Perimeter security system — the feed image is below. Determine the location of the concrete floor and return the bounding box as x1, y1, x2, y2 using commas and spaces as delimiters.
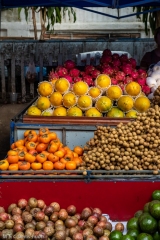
0, 102, 28, 159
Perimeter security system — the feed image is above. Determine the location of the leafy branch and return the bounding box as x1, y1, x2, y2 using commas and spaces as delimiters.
133, 6, 160, 35
18, 7, 76, 40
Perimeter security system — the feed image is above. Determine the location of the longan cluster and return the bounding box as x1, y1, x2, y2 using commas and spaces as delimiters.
81, 105, 160, 173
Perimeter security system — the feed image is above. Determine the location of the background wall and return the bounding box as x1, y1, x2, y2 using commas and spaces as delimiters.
0, 7, 152, 39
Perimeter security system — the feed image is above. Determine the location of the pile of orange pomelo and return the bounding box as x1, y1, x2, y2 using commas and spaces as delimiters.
0, 127, 84, 172
26, 74, 150, 118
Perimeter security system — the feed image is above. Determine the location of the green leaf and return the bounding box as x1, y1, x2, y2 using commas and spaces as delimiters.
24, 7, 29, 22
18, 7, 22, 20
15, 6, 76, 39
47, 7, 54, 19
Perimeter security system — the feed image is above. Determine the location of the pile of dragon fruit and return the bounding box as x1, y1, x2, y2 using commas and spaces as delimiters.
49, 48, 150, 96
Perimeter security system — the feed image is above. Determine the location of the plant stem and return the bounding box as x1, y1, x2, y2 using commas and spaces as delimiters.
32, 7, 37, 40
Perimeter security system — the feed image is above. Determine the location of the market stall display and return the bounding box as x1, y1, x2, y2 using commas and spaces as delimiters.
1, 46, 160, 240
23, 49, 151, 119
0, 103, 159, 175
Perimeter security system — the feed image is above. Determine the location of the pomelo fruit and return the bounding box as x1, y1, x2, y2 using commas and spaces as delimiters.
109, 230, 123, 240
72, 81, 89, 96
149, 203, 160, 219
127, 229, 140, 239
54, 78, 70, 94
153, 231, 160, 240
53, 106, 67, 116
85, 107, 102, 117
117, 95, 134, 112
143, 202, 150, 213
125, 110, 137, 118
106, 107, 124, 118
95, 96, 112, 113
36, 96, 51, 110
134, 210, 143, 218
137, 233, 153, 240
106, 85, 122, 100
95, 74, 111, 90
125, 81, 141, 97
134, 96, 150, 113
88, 87, 102, 99
67, 106, 83, 116
127, 217, 139, 231
63, 92, 77, 108
27, 105, 41, 116
139, 213, 158, 234
77, 95, 92, 110
152, 190, 160, 201
138, 212, 152, 225
38, 81, 53, 97
49, 92, 63, 107
149, 200, 160, 213
121, 234, 135, 240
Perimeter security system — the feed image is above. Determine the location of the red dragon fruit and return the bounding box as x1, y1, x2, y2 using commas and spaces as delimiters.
69, 68, 80, 78
83, 75, 94, 86
64, 60, 75, 70
129, 58, 137, 69
96, 64, 103, 71
118, 82, 125, 92
112, 66, 120, 73
130, 70, 139, 79
48, 71, 59, 81
138, 69, 147, 78
73, 76, 83, 83
112, 53, 120, 60
63, 74, 73, 83
142, 85, 151, 95
120, 54, 128, 62
136, 77, 146, 86
103, 49, 112, 56
121, 64, 132, 75
102, 66, 114, 75
115, 71, 125, 82
91, 69, 101, 79
55, 66, 68, 77
85, 65, 95, 74
112, 59, 121, 67
111, 77, 118, 85
124, 76, 133, 84
80, 71, 87, 77
100, 55, 112, 64
102, 62, 110, 68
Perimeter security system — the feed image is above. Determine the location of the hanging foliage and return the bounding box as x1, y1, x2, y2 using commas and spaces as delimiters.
18, 6, 76, 40
133, 6, 160, 36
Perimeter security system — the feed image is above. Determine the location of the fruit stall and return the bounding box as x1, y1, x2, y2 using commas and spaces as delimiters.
1, 1, 160, 240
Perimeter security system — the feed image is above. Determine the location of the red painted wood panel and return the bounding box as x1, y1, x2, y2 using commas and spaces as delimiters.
0, 181, 160, 221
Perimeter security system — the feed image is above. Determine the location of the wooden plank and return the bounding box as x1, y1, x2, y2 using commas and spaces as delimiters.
11, 53, 16, 93
58, 54, 63, 66
39, 53, 43, 82
0, 53, 6, 102
48, 53, 53, 66
23, 115, 134, 125
21, 54, 26, 102
29, 54, 35, 98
